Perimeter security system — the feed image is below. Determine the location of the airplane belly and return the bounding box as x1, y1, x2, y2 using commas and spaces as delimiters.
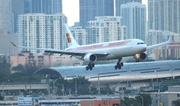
111, 46, 146, 58
129, 46, 146, 54
111, 47, 130, 57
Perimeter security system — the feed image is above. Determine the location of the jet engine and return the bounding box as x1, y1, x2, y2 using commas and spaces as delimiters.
134, 53, 147, 62
83, 53, 97, 62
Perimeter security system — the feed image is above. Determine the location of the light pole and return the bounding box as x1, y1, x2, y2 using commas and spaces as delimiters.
158, 80, 165, 105
75, 81, 77, 95
154, 70, 158, 90
1, 80, 10, 97
89, 85, 92, 95
98, 71, 100, 95
139, 95, 144, 106
170, 69, 173, 81
53, 78, 60, 95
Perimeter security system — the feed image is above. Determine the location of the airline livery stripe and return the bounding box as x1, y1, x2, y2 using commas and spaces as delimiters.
70, 40, 131, 51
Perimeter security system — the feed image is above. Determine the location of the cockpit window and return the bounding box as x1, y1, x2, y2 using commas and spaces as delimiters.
137, 42, 145, 45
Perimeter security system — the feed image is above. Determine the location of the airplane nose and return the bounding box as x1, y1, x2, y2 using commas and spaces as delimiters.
143, 44, 147, 50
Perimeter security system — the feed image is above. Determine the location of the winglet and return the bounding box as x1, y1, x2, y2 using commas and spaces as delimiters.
11, 42, 17, 47
168, 36, 172, 43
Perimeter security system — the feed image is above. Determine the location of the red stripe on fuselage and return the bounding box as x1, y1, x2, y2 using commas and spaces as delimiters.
68, 40, 131, 51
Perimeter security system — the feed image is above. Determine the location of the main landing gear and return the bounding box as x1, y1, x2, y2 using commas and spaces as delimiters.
86, 62, 95, 70
115, 58, 123, 70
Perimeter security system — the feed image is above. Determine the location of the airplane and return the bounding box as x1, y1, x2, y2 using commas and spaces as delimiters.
11, 24, 171, 70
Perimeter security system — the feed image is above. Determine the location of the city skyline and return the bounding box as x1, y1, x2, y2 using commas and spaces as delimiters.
63, 0, 147, 26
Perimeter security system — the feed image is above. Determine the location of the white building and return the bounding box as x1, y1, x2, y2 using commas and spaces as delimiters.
86, 16, 126, 44
148, 0, 180, 34
18, 13, 67, 54
70, 26, 86, 45
121, 2, 146, 41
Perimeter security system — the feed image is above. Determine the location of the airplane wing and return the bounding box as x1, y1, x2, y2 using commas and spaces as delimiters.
146, 37, 171, 50
44, 49, 109, 56
11, 42, 109, 56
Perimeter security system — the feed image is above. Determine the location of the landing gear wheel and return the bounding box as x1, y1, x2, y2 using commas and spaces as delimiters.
115, 58, 123, 70
86, 66, 89, 70
92, 63, 95, 67
121, 62, 123, 66
86, 62, 95, 71
118, 65, 121, 69
115, 65, 118, 69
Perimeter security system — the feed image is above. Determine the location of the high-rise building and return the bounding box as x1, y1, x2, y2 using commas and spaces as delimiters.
121, 2, 146, 41
30, 0, 62, 14
115, 0, 142, 16
148, 0, 180, 34
70, 26, 86, 45
18, 13, 67, 54
79, 0, 96, 29
86, 16, 126, 44
13, 0, 63, 15
79, 0, 114, 28
12, 0, 25, 33
0, 30, 18, 56
95, 0, 114, 16
0, 0, 14, 33
12, 0, 62, 33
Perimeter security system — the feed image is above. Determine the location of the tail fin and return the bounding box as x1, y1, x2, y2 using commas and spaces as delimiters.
64, 24, 80, 48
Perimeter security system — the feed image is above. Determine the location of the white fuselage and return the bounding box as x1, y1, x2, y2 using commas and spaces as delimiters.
67, 39, 147, 61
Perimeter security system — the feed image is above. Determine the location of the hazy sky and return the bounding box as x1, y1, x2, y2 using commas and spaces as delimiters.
63, 0, 147, 26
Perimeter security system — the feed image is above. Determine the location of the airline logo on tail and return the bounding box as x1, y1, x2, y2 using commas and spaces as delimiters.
66, 33, 72, 43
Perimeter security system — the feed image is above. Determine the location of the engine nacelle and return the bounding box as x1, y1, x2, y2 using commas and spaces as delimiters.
83, 53, 97, 62
134, 53, 147, 62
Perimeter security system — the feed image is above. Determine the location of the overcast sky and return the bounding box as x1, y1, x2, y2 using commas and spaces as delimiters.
63, 0, 147, 26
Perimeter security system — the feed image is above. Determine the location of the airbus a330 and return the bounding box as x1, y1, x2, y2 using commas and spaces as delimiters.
12, 24, 171, 70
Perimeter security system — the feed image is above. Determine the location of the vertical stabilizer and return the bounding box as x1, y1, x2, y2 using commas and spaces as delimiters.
64, 24, 80, 48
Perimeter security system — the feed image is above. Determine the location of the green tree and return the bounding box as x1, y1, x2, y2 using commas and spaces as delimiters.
24, 60, 44, 76
0, 56, 11, 81
172, 99, 180, 106
55, 76, 90, 95
55, 77, 69, 95
120, 97, 141, 106
12, 64, 24, 72
136, 94, 152, 106
9, 72, 41, 83
72, 76, 90, 95
100, 83, 113, 95
9, 60, 44, 83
